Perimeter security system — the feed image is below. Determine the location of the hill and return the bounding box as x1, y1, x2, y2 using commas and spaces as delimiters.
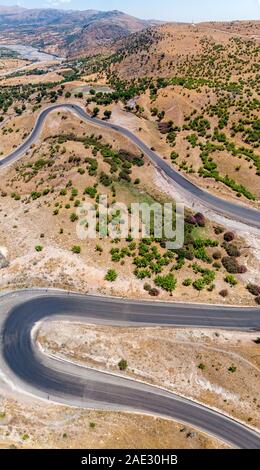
0, 6, 159, 57
85, 21, 259, 205
108, 21, 260, 79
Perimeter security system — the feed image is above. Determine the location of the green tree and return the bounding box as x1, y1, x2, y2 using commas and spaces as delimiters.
93, 107, 100, 117
104, 109, 112, 119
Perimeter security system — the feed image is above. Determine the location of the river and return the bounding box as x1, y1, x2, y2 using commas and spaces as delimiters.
1, 44, 64, 62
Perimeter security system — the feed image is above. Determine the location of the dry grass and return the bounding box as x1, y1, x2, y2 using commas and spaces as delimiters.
0, 397, 227, 449
0, 58, 30, 74
1, 71, 63, 87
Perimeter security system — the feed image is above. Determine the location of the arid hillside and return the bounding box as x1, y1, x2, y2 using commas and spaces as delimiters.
0, 20, 259, 304
0, 6, 159, 58
38, 323, 260, 431
108, 21, 260, 78
92, 22, 259, 205
0, 107, 259, 305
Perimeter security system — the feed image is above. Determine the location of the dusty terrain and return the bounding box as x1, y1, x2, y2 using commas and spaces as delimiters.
109, 104, 260, 207
0, 70, 63, 87
38, 323, 260, 431
0, 57, 30, 75
112, 22, 260, 79
0, 112, 36, 156
0, 396, 227, 449
102, 22, 260, 206
0, 110, 258, 305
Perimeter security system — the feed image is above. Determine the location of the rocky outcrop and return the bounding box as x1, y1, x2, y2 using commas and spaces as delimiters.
0, 252, 9, 269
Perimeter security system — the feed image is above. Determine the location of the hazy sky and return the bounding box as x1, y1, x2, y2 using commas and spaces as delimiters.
1, 0, 260, 22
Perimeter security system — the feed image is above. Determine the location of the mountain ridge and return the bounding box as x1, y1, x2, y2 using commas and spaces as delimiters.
0, 5, 161, 57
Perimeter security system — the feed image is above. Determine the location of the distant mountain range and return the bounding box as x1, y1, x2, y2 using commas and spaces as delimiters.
0, 6, 162, 57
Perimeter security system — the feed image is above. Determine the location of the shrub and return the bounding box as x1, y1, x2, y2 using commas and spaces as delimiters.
183, 279, 192, 287
194, 247, 212, 263
214, 226, 224, 235
247, 284, 260, 297
100, 172, 112, 187
213, 261, 221, 269
71, 246, 81, 254
104, 110, 112, 119
149, 288, 160, 297
224, 232, 235, 242
93, 107, 100, 117
213, 251, 222, 260
194, 213, 206, 227
84, 186, 97, 198
71, 187, 78, 197
105, 269, 117, 282
31, 191, 41, 200
185, 251, 194, 261
144, 283, 152, 292
222, 257, 246, 274
203, 270, 215, 284
193, 239, 219, 249
223, 242, 241, 257
238, 265, 247, 274
171, 151, 179, 160
70, 213, 79, 222
35, 245, 43, 252
219, 289, 229, 298
118, 359, 128, 371
207, 284, 215, 292
135, 269, 151, 280
225, 275, 238, 286
11, 192, 21, 200
193, 279, 205, 291
155, 274, 177, 292
185, 215, 197, 225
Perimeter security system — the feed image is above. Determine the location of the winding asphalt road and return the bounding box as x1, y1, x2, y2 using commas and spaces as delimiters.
0, 105, 260, 448
0, 290, 260, 449
0, 103, 259, 229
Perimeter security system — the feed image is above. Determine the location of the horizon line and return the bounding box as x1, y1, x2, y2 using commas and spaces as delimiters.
0, 5, 259, 23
